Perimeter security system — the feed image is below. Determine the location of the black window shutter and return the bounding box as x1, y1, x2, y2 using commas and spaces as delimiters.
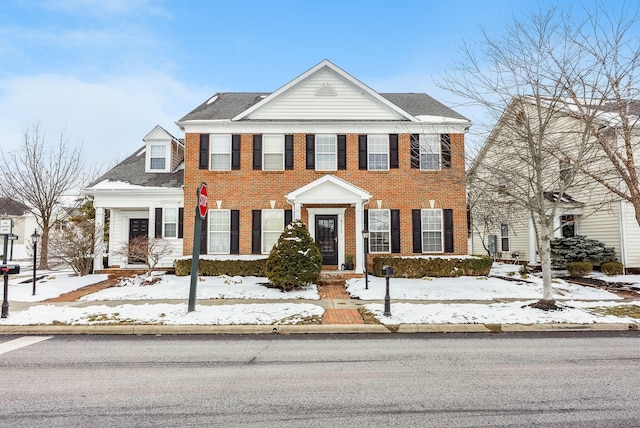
199, 212, 208, 254
253, 135, 262, 170
444, 209, 454, 253
391, 209, 400, 253
284, 209, 292, 226
410, 134, 420, 169
337, 134, 347, 170
232, 135, 241, 170
306, 134, 315, 169
252, 210, 261, 254
230, 210, 240, 254
178, 208, 184, 238
199, 134, 209, 170
441, 134, 451, 169
358, 135, 368, 170
389, 134, 399, 169
412, 209, 422, 253
364, 209, 369, 231
155, 208, 162, 238
285, 135, 294, 170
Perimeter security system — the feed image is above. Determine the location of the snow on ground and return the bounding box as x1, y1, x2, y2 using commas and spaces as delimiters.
0, 262, 638, 326
7, 271, 109, 302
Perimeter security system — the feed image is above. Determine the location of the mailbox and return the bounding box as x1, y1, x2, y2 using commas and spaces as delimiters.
0, 264, 20, 275
382, 265, 394, 277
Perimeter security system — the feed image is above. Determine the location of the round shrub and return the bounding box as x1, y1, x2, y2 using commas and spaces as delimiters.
567, 261, 592, 277
265, 220, 322, 291
601, 261, 624, 276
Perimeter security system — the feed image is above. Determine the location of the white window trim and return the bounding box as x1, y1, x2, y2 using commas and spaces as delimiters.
146, 143, 170, 173
419, 134, 441, 171
421, 208, 444, 253
208, 209, 230, 254
315, 134, 338, 171
209, 134, 232, 171
500, 223, 509, 252
163, 207, 179, 239
368, 134, 389, 171
368, 209, 390, 254
263, 134, 285, 171
261, 209, 284, 254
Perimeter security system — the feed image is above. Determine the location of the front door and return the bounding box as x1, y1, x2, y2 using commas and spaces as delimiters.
128, 218, 149, 264
315, 215, 338, 266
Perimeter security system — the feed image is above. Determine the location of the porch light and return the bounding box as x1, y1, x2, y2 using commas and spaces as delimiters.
362, 229, 369, 290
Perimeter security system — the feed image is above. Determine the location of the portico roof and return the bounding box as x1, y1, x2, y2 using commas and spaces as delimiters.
286, 175, 371, 204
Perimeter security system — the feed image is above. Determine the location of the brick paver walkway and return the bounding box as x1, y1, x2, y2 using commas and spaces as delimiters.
318, 279, 365, 325
45, 276, 119, 302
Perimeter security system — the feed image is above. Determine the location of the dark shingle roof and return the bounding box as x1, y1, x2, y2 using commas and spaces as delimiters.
0, 198, 30, 216
88, 146, 183, 189
179, 92, 468, 122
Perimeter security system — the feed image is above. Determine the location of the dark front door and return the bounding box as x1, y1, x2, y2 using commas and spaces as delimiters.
315, 215, 338, 266
129, 218, 149, 264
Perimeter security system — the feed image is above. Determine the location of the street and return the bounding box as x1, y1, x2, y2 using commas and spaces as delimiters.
1, 332, 639, 427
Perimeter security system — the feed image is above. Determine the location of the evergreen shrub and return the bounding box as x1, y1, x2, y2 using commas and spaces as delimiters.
550, 235, 616, 267
265, 220, 322, 291
174, 258, 266, 277
601, 261, 624, 276
567, 261, 592, 277
371, 255, 492, 278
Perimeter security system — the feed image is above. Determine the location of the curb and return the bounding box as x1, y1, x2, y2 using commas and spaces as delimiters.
0, 323, 636, 335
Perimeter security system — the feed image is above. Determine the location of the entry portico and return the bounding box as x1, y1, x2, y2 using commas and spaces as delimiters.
286, 175, 371, 271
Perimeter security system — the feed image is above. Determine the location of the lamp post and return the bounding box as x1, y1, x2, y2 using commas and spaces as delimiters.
362, 229, 369, 290
31, 229, 40, 296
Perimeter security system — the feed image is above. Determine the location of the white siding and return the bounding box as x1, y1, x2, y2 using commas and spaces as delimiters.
247, 70, 404, 121
624, 203, 640, 268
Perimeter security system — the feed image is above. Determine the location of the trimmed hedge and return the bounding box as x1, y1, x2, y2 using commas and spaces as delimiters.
372, 256, 493, 278
567, 261, 592, 277
174, 258, 266, 277
601, 261, 624, 276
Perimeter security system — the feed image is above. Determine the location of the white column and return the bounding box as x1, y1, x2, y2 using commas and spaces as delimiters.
93, 207, 105, 272
355, 203, 364, 272
293, 202, 302, 221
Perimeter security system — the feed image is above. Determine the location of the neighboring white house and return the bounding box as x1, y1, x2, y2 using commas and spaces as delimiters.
469, 97, 640, 272
83, 125, 185, 271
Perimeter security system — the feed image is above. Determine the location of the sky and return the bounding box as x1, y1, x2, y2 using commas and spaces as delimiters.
0, 0, 635, 175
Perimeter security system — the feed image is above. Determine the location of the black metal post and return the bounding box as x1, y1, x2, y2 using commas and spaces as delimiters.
362, 230, 369, 290
1, 269, 8, 318
32, 238, 37, 296
384, 275, 391, 317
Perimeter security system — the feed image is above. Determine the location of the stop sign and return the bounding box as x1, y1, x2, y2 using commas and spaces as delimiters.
197, 183, 208, 219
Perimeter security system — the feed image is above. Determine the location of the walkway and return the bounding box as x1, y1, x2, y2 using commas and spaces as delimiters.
317, 273, 365, 325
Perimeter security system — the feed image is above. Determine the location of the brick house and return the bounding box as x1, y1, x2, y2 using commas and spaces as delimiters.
178, 60, 470, 272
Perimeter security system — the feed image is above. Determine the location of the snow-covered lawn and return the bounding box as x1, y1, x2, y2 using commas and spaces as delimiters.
1, 262, 638, 326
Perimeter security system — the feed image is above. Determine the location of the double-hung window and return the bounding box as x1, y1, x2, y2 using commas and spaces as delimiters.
208, 210, 230, 253
421, 209, 443, 252
561, 215, 576, 238
316, 134, 337, 170
500, 223, 510, 252
149, 145, 167, 170
262, 210, 284, 254
369, 209, 390, 253
163, 208, 178, 238
420, 134, 440, 170
263, 134, 284, 171
210, 135, 232, 170
368, 135, 389, 170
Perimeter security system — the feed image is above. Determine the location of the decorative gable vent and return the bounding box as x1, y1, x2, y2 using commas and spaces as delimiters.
315, 84, 337, 96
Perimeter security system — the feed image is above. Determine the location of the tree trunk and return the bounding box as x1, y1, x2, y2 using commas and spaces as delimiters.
39, 226, 50, 270
531, 227, 558, 310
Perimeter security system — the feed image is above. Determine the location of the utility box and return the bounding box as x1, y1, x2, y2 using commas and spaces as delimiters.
488, 235, 497, 259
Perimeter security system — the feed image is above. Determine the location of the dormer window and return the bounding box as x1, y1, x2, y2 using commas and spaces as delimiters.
150, 145, 167, 170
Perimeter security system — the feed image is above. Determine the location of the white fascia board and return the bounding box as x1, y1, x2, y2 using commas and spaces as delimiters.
179, 120, 469, 135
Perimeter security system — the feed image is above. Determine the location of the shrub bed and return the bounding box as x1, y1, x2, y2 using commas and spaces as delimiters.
567, 261, 592, 277
371, 256, 493, 278
601, 261, 624, 276
174, 258, 266, 277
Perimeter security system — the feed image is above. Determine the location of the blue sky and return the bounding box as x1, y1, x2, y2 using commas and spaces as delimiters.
0, 0, 632, 170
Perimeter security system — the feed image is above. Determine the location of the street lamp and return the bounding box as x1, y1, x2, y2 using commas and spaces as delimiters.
362, 229, 369, 290
31, 229, 40, 296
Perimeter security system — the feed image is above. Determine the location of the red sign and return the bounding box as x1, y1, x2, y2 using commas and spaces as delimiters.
197, 183, 208, 219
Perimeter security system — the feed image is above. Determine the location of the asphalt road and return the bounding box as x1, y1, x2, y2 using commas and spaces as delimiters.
1, 332, 639, 427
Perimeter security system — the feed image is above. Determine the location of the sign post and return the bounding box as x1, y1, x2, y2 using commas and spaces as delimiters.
0, 219, 11, 265
188, 182, 208, 312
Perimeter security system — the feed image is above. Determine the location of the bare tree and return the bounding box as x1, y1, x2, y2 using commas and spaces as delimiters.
0, 125, 83, 269
114, 236, 173, 276
439, 5, 627, 308
48, 219, 95, 276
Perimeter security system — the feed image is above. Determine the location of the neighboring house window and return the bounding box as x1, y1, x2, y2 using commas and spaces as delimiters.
262, 209, 284, 254
149, 145, 167, 170
421, 209, 443, 252
210, 135, 232, 170
163, 208, 178, 238
559, 159, 572, 184
501, 223, 510, 252
497, 176, 507, 194
561, 214, 576, 237
316, 134, 337, 171
368, 134, 389, 170
420, 134, 440, 170
369, 209, 390, 253
263, 134, 284, 171
208, 210, 230, 253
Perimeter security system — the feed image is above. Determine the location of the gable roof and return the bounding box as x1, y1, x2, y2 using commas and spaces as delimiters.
0, 197, 30, 216
178, 60, 468, 124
